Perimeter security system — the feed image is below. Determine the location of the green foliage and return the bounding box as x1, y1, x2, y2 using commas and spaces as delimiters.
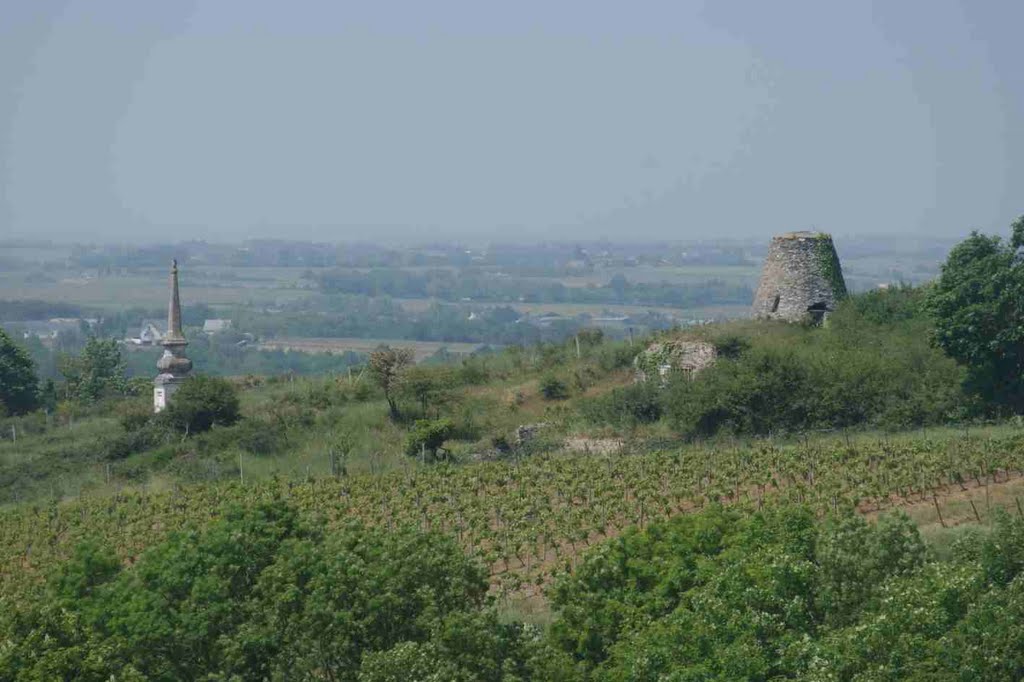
0, 501, 559, 682
160, 375, 241, 435
667, 346, 815, 436
369, 345, 414, 420
979, 510, 1024, 586
59, 337, 128, 403
233, 417, 287, 455
117, 400, 153, 433
579, 383, 662, 426
814, 233, 848, 299
841, 282, 925, 325
406, 417, 455, 461
711, 332, 750, 360
549, 505, 1024, 680
0, 326, 39, 416
656, 287, 967, 437
927, 218, 1024, 412
401, 365, 458, 417
540, 374, 570, 401
814, 512, 926, 626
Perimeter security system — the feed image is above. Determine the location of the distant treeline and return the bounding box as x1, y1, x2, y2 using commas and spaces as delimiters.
316, 268, 752, 308
0, 299, 84, 321
67, 239, 755, 271
237, 298, 592, 347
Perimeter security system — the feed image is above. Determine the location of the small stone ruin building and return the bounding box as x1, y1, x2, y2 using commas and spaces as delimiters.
634, 339, 717, 384
752, 231, 847, 323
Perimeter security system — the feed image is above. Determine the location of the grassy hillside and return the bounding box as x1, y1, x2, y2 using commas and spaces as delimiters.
5, 285, 1024, 679
2, 287, 1020, 604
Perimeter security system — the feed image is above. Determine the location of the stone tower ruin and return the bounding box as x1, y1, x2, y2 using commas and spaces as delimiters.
752, 231, 847, 323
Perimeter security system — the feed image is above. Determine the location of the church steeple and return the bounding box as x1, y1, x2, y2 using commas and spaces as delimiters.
165, 259, 186, 344
154, 259, 192, 412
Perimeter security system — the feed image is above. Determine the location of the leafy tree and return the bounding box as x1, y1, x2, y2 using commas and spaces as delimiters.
161, 375, 241, 435
38, 378, 58, 413
927, 216, 1024, 412
549, 506, 933, 678
400, 365, 457, 417
59, 337, 127, 402
0, 499, 520, 680
369, 345, 414, 420
406, 417, 455, 462
0, 326, 39, 415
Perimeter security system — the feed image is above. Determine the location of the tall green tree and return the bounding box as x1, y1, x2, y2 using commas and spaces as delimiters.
0, 326, 39, 416
926, 216, 1024, 411
60, 337, 128, 402
369, 345, 414, 420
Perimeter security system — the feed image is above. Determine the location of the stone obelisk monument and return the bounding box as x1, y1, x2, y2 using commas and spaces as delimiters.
154, 259, 193, 412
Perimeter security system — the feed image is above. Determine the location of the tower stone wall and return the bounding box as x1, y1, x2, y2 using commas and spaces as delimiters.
752, 231, 847, 323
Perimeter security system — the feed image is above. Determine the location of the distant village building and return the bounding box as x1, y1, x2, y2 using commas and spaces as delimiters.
153, 260, 193, 413
752, 231, 847, 324
532, 312, 565, 328
134, 320, 165, 346
202, 318, 232, 334
14, 318, 92, 342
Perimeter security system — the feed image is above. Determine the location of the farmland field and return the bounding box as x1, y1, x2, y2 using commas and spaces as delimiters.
257, 336, 490, 360
0, 271, 311, 310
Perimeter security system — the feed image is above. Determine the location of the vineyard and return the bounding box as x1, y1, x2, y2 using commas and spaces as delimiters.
4, 427, 1024, 606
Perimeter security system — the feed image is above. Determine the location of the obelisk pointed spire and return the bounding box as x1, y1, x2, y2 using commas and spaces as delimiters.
165, 259, 186, 344
154, 259, 191, 413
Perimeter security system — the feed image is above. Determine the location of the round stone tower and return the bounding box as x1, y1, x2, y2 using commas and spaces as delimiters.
752, 231, 847, 323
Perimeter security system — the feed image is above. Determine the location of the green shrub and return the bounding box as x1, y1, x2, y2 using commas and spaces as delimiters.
652, 287, 970, 438
540, 375, 570, 401
160, 376, 241, 436
579, 383, 663, 426
666, 347, 815, 437
406, 418, 455, 462
234, 418, 286, 456
118, 401, 153, 433
239, 421, 283, 456
99, 420, 171, 461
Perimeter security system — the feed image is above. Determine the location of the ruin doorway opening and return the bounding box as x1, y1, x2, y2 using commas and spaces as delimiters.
807, 301, 828, 324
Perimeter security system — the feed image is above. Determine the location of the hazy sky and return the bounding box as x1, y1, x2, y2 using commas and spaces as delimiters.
1, 1, 1021, 244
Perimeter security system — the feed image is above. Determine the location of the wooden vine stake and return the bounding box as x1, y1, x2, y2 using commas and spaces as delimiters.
969, 498, 982, 524
932, 494, 946, 529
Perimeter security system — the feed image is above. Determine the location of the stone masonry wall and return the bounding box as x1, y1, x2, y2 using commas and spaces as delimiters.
751, 231, 847, 322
